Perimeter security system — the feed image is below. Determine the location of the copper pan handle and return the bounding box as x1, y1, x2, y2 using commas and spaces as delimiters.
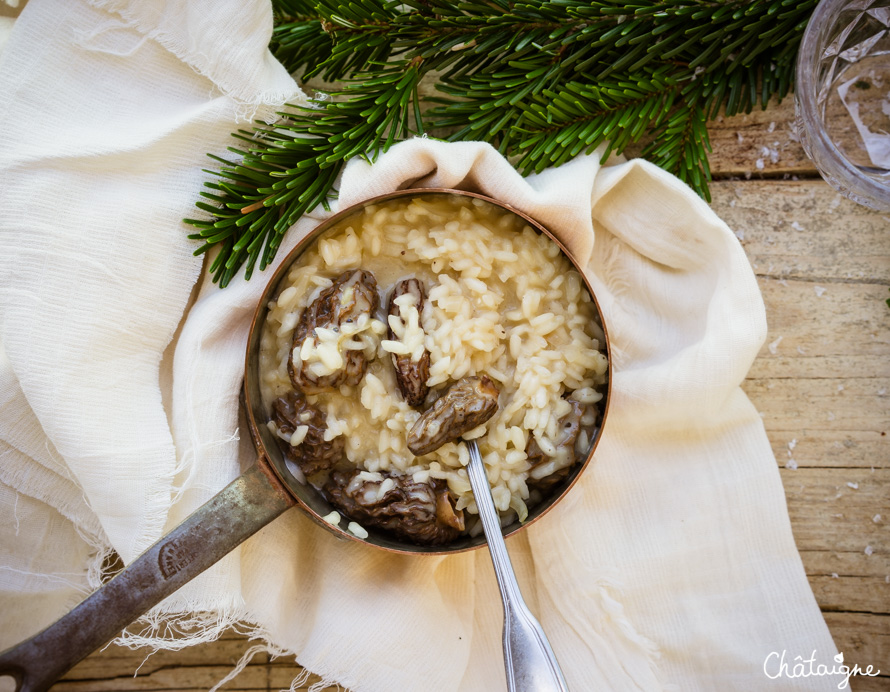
0, 461, 295, 692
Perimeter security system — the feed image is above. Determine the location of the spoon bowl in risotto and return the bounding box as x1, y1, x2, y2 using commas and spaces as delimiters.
245, 189, 611, 554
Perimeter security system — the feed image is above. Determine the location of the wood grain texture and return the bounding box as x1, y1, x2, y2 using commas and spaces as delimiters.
55, 98, 890, 690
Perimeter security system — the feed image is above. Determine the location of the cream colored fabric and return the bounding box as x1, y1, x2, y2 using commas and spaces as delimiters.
0, 1, 841, 690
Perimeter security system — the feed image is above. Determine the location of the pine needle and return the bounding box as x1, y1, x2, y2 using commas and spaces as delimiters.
185, 0, 818, 286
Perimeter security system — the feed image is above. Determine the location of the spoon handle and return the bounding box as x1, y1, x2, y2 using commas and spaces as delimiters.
465, 441, 570, 692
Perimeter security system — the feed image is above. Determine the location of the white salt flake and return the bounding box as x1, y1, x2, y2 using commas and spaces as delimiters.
755, 158, 765, 170
785, 458, 798, 470
837, 384, 845, 392
873, 514, 882, 523
737, 132, 744, 143
815, 286, 827, 297
797, 346, 807, 355
791, 221, 805, 231
788, 438, 798, 452
768, 121, 777, 133
831, 572, 839, 579
729, 199, 737, 208
847, 481, 859, 489
768, 336, 783, 354
878, 387, 887, 396
827, 411, 836, 421
865, 545, 874, 556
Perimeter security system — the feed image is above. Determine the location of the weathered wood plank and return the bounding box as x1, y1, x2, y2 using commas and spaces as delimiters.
779, 467, 888, 552
767, 430, 889, 471
54, 630, 336, 691
710, 181, 890, 283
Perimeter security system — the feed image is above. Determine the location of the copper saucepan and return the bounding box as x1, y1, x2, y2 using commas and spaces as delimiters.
0, 189, 612, 691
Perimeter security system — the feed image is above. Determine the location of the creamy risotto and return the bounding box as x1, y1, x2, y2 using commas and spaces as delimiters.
258, 194, 608, 544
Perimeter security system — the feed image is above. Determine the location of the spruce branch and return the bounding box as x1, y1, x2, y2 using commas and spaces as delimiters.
187, 0, 818, 287
186, 60, 424, 286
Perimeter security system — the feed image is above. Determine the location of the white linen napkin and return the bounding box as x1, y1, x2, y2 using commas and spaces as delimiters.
0, 1, 842, 690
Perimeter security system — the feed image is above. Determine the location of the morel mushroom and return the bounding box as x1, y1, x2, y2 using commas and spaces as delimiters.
323, 469, 465, 546
526, 399, 583, 494
271, 390, 344, 477
288, 269, 380, 392
386, 278, 430, 406
407, 375, 500, 456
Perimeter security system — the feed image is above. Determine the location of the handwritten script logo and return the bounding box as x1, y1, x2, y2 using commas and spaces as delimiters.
763, 650, 880, 689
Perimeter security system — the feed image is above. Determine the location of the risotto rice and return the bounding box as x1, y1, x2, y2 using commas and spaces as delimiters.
258, 194, 608, 539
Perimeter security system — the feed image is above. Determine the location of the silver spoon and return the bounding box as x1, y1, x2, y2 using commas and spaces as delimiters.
464, 440, 570, 692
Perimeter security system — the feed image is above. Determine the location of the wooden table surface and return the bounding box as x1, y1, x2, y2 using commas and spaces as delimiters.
55, 97, 889, 690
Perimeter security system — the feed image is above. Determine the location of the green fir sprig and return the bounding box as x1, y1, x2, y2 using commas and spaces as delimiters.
186, 0, 817, 287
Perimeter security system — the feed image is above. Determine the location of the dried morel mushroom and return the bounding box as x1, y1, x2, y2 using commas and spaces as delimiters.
386, 278, 430, 407
407, 375, 500, 456
288, 269, 379, 392
323, 469, 465, 546
271, 390, 344, 477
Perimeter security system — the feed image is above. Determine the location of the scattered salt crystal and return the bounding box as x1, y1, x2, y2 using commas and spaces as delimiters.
865, 545, 874, 556
828, 411, 836, 421
791, 221, 805, 231
768, 336, 783, 354
797, 346, 807, 355
847, 481, 859, 489
886, 575, 890, 583
837, 384, 845, 392
831, 573, 839, 579
755, 158, 765, 170
730, 199, 737, 208
792, 175, 799, 181
830, 194, 842, 210
788, 438, 798, 452
745, 171, 752, 179
785, 459, 798, 470
815, 286, 826, 297
878, 387, 887, 396
873, 514, 882, 523
737, 132, 744, 143
768, 121, 776, 133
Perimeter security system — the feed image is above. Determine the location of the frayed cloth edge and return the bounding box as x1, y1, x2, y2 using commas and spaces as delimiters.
84, 0, 306, 123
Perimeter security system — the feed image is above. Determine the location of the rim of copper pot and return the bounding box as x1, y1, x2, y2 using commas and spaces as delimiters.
243, 188, 612, 556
